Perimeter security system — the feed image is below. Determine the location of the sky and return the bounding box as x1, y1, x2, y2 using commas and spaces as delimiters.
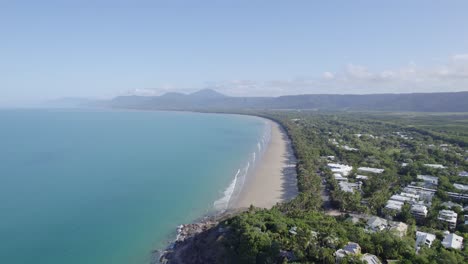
1, 0, 468, 105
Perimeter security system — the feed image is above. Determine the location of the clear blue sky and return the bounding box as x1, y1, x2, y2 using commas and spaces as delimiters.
1, 1, 468, 105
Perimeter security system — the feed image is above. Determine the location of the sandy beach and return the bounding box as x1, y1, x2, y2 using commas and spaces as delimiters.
234, 119, 298, 209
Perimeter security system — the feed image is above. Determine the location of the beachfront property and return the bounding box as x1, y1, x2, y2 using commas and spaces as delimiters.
423, 164, 446, 169
453, 183, 468, 192
416, 175, 438, 186
328, 163, 353, 177
438, 210, 458, 229
441, 232, 464, 250
357, 167, 384, 174
415, 231, 436, 251
411, 204, 428, 219
338, 181, 361, 193
335, 242, 361, 262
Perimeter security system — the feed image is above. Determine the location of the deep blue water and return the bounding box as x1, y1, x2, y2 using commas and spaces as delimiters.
0, 109, 267, 264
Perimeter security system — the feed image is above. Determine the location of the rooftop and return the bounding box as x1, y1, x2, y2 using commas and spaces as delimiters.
357, 167, 384, 174
442, 233, 463, 250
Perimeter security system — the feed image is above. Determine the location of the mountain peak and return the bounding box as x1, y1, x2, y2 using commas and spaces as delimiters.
189, 89, 226, 99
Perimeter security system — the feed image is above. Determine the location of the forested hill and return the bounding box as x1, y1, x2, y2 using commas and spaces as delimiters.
107, 90, 468, 112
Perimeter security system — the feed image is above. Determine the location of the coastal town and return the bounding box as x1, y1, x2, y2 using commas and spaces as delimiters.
160, 111, 468, 264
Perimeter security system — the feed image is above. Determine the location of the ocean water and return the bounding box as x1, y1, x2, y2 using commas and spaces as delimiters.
0, 109, 268, 264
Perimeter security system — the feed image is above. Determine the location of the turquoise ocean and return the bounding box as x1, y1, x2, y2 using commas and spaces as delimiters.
0, 109, 269, 264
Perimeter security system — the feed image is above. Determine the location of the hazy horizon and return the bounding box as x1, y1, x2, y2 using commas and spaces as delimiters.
1, 1, 468, 106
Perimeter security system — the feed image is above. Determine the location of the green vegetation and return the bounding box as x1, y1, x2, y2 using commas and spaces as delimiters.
218, 111, 468, 263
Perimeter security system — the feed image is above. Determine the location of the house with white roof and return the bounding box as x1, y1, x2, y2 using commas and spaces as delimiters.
442, 232, 463, 250
335, 242, 361, 262
454, 183, 468, 192
417, 175, 439, 186
366, 216, 388, 232
415, 231, 436, 252
411, 204, 428, 219
385, 200, 404, 212
356, 175, 369, 180
358, 167, 384, 174
339, 181, 361, 193
424, 164, 446, 169
438, 210, 458, 229
328, 163, 353, 177
459, 171, 468, 177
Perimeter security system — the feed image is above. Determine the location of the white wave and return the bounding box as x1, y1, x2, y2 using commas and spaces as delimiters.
213, 169, 240, 211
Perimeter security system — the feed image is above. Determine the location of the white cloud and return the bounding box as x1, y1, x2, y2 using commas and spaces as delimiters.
452, 54, 468, 61
208, 54, 468, 96
322, 72, 334, 80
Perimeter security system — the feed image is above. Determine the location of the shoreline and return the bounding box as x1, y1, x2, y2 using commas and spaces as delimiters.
233, 119, 298, 209
157, 115, 298, 263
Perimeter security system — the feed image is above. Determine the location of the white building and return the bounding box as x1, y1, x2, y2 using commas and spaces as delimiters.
442, 232, 463, 250
385, 200, 404, 212
358, 167, 384, 174
417, 175, 439, 185
459, 171, 468, 177
367, 216, 388, 232
328, 163, 353, 177
339, 181, 361, 193
454, 183, 468, 191
343, 145, 359, 151
415, 231, 436, 251
438, 210, 458, 229
356, 175, 369, 180
335, 242, 361, 261
424, 164, 446, 169
411, 204, 428, 218
333, 173, 348, 182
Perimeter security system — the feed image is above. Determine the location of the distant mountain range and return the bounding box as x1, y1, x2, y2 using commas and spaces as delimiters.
105, 89, 468, 112
49, 89, 468, 112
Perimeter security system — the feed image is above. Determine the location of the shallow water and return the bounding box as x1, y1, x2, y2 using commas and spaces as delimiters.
0, 109, 266, 264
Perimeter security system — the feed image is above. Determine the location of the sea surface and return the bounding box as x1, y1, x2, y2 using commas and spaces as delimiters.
0, 109, 268, 264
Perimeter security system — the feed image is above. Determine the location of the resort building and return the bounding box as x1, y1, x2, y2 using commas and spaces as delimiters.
333, 173, 348, 182
366, 216, 388, 232
442, 232, 464, 250
385, 200, 404, 212
357, 167, 384, 174
438, 210, 458, 229
335, 242, 361, 262
416, 175, 439, 186
338, 181, 361, 193
328, 163, 353, 177
415, 231, 436, 251
403, 185, 435, 203
411, 204, 428, 219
